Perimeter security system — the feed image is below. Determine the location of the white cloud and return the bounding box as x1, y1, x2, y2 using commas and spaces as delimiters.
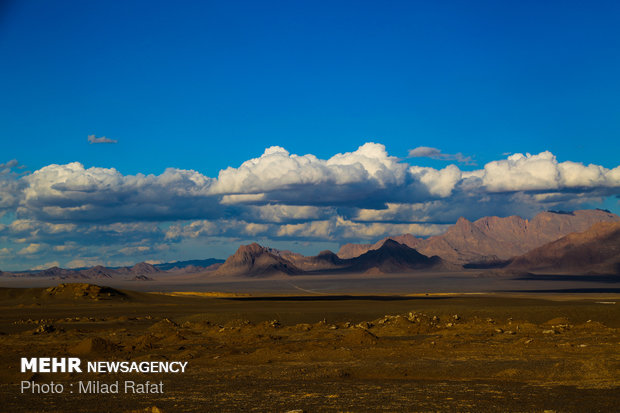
164, 216, 450, 243
276, 220, 335, 239
409, 165, 462, 197
334, 217, 450, 240
245, 204, 327, 223
481, 151, 620, 192
164, 219, 270, 240
66, 258, 103, 269
118, 246, 151, 255
18, 243, 44, 255
0, 144, 618, 270
210, 142, 408, 195
8, 146, 618, 228
0, 159, 25, 212
88, 134, 118, 144
31, 261, 60, 270
408, 146, 474, 165
19, 162, 216, 222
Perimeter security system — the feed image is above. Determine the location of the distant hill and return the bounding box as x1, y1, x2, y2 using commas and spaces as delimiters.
0, 258, 225, 281
154, 258, 225, 271
507, 221, 620, 275
213, 243, 303, 277
343, 239, 443, 274
338, 209, 619, 265
213, 240, 443, 277
4, 209, 617, 281
3, 262, 162, 281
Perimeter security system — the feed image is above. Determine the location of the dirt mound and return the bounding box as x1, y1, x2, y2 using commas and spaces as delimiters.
340, 328, 378, 346
43, 283, 127, 300
70, 337, 119, 355
126, 334, 161, 351
148, 318, 179, 334
160, 331, 186, 345
544, 317, 570, 325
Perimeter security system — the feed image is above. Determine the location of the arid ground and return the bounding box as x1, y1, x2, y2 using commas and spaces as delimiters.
0, 283, 618, 412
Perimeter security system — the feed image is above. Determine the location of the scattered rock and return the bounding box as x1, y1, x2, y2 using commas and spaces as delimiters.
33, 324, 55, 334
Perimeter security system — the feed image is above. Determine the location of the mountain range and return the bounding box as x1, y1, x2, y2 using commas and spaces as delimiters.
337, 209, 619, 265
507, 220, 620, 275
1, 209, 618, 280
0, 259, 225, 281
212, 239, 445, 277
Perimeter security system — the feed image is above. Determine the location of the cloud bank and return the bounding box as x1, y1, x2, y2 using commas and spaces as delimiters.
0, 144, 618, 269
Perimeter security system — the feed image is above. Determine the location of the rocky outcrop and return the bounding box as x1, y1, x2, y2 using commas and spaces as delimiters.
337, 209, 619, 264
213, 240, 442, 277
344, 240, 443, 274
507, 221, 620, 274
213, 243, 303, 277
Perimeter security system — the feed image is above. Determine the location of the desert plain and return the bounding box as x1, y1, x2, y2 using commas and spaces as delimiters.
0, 273, 618, 413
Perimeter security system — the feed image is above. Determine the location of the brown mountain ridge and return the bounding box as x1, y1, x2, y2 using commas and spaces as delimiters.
213, 240, 444, 277
338, 209, 619, 265
507, 221, 620, 275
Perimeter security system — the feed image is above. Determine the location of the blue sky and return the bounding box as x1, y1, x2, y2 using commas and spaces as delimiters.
0, 0, 619, 270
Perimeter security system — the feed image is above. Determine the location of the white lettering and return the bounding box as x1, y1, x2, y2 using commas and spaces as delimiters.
21, 358, 37, 373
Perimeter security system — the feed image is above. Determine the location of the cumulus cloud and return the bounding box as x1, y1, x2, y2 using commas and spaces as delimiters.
66, 258, 103, 269
0, 159, 19, 168
210, 143, 410, 207
408, 146, 475, 165
118, 245, 151, 255
164, 219, 270, 240
88, 134, 117, 144
242, 205, 328, 223
164, 216, 450, 242
19, 162, 217, 222
0, 159, 26, 213
31, 261, 60, 270
18, 243, 44, 255
481, 151, 620, 192
9, 145, 618, 227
